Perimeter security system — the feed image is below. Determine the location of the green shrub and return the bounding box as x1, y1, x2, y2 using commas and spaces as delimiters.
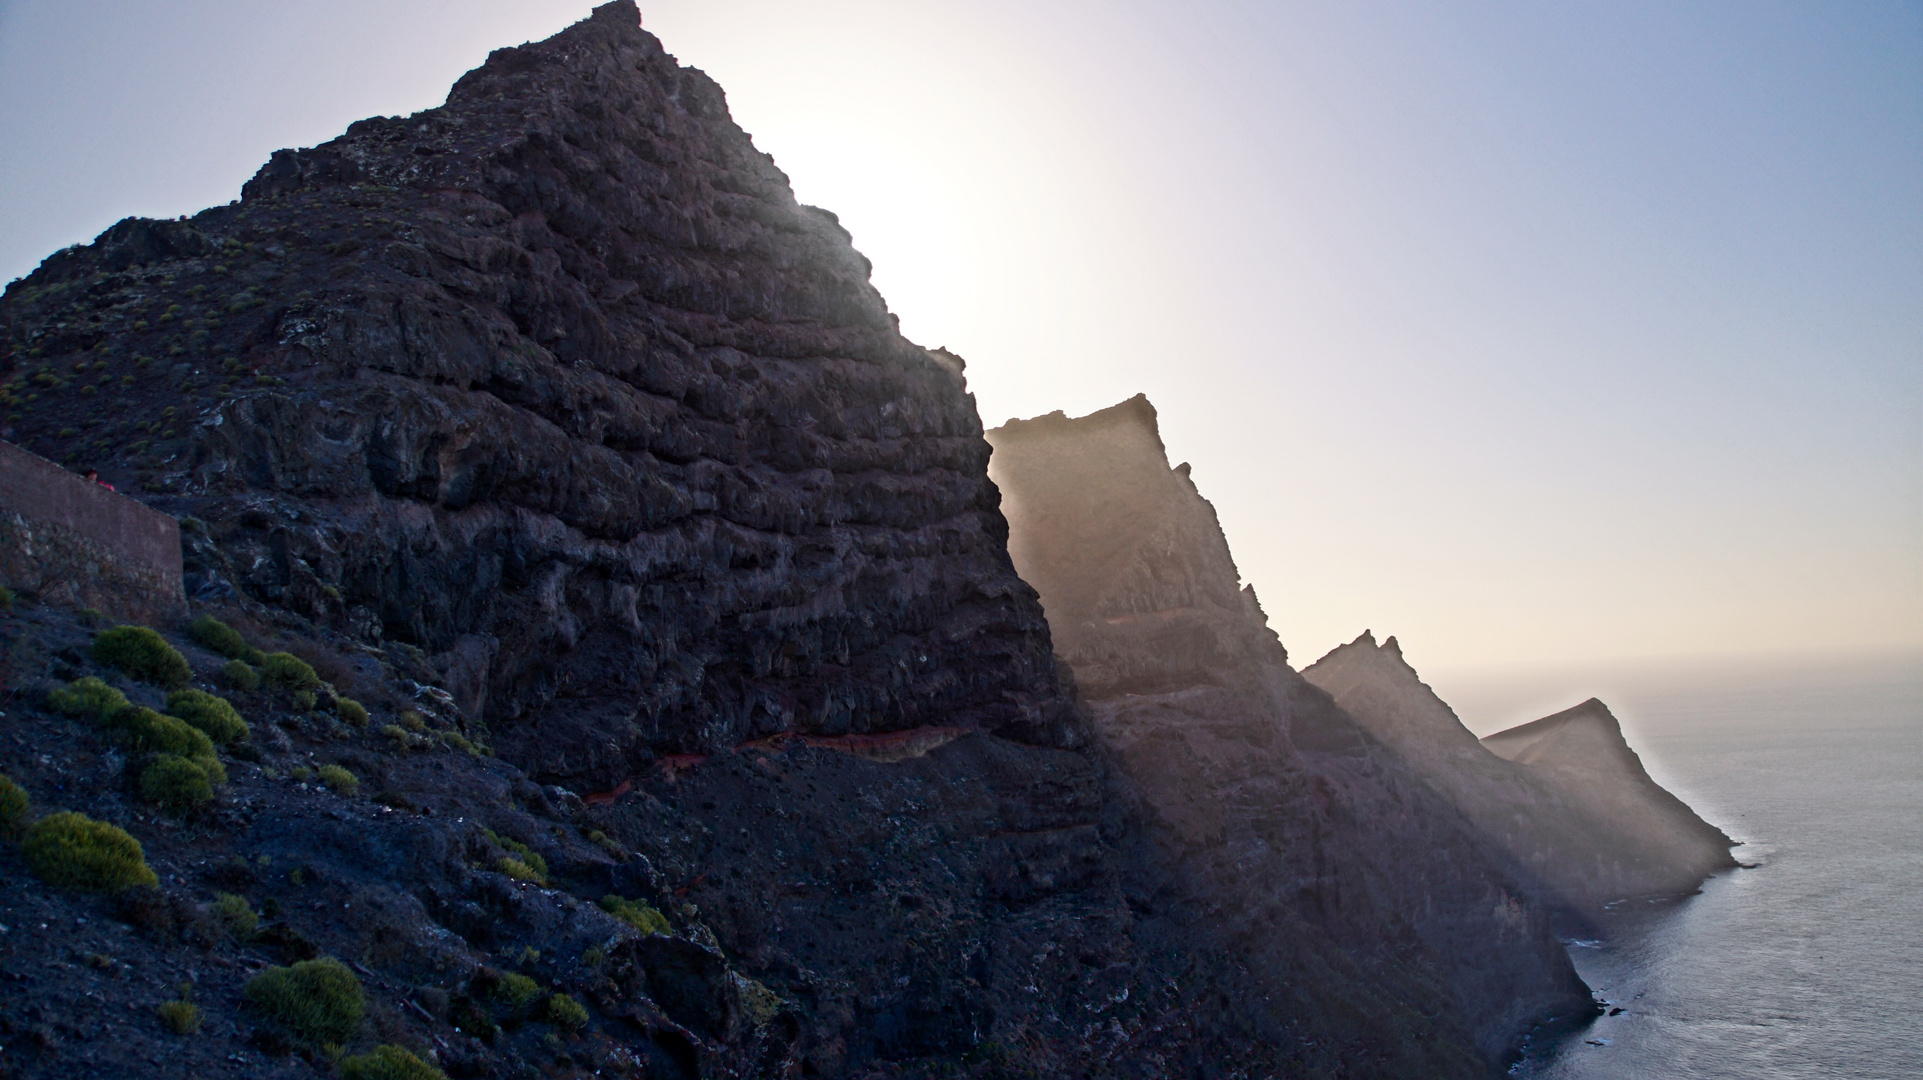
399, 710, 426, 732
166, 688, 249, 745
599, 894, 671, 935
339, 1044, 446, 1080
498, 857, 543, 883
22, 811, 158, 890
187, 615, 249, 659
47, 676, 129, 721
0, 584, 14, 610
545, 992, 589, 1031
220, 658, 260, 691
92, 625, 192, 687
241, 957, 364, 1044
484, 830, 548, 882
140, 754, 216, 811
317, 764, 359, 797
492, 971, 541, 1008
214, 892, 258, 939
337, 698, 369, 728
0, 772, 28, 839
110, 707, 219, 767
259, 651, 320, 690
157, 998, 201, 1035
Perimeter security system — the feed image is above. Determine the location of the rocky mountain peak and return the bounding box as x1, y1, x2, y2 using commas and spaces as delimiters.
0, 0, 1077, 786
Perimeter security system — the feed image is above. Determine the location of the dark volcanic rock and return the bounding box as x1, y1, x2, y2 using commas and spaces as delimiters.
987, 398, 1596, 1072
1304, 633, 1738, 916
0, 0, 1074, 787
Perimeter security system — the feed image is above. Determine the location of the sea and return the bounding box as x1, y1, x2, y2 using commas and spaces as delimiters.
1434, 651, 1923, 1080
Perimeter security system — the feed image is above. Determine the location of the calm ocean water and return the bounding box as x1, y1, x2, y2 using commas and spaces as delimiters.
1445, 655, 1923, 1080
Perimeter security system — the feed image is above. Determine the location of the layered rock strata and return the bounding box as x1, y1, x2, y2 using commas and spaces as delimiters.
987, 398, 1595, 1072
0, 0, 1075, 788
1304, 633, 1737, 915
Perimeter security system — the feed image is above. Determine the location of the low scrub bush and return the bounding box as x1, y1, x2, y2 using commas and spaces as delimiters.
92, 625, 191, 687
187, 615, 249, 659
157, 997, 201, 1035
166, 688, 249, 745
588, 829, 627, 860
485, 830, 547, 876
214, 892, 258, 939
337, 698, 369, 727
316, 764, 359, 797
110, 707, 220, 770
241, 957, 364, 1044
599, 895, 671, 936
492, 971, 542, 1008
339, 1044, 447, 1080
140, 754, 216, 812
47, 676, 129, 721
220, 659, 260, 691
0, 772, 29, 839
259, 651, 320, 691
498, 857, 543, 883
545, 993, 589, 1031
23, 811, 158, 890
0, 584, 13, 609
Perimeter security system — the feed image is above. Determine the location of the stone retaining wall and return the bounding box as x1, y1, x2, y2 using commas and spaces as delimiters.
0, 441, 184, 623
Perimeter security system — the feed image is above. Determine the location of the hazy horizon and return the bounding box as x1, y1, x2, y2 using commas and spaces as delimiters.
2, 0, 1916, 675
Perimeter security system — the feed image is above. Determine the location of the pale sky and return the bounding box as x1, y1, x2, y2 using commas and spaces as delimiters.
3, 0, 1918, 677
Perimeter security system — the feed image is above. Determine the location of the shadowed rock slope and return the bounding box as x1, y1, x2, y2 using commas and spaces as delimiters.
0, 0, 1075, 789
988, 397, 1595, 1075
1304, 634, 1736, 918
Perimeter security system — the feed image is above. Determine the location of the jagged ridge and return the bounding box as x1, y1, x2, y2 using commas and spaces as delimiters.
0, 0, 1076, 789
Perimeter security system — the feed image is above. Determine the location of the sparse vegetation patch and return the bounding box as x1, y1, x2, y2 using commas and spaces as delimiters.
259, 651, 321, 690
339, 1044, 447, 1080
140, 753, 216, 811
167, 687, 249, 744
47, 676, 129, 721
241, 957, 365, 1044
23, 811, 158, 891
92, 625, 192, 687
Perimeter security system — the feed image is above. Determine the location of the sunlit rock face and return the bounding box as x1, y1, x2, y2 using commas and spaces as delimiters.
989, 398, 1594, 1074
1304, 633, 1738, 916
987, 394, 1284, 695
1484, 696, 1740, 878
0, 0, 1078, 786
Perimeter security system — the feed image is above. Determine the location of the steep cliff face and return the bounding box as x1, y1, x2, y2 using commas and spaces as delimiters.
0, 0, 1074, 787
1483, 697, 1738, 873
988, 396, 1283, 695
987, 399, 1594, 1073
1304, 632, 1737, 914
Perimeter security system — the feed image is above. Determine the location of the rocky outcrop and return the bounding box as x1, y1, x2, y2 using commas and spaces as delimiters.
1484, 697, 1739, 880
988, 398, 1595, 1073
1304, 632, 1737, 915
0, 0, 1075, 788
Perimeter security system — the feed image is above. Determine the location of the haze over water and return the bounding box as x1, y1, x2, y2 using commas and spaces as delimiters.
1444, 655, 1923, 1079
